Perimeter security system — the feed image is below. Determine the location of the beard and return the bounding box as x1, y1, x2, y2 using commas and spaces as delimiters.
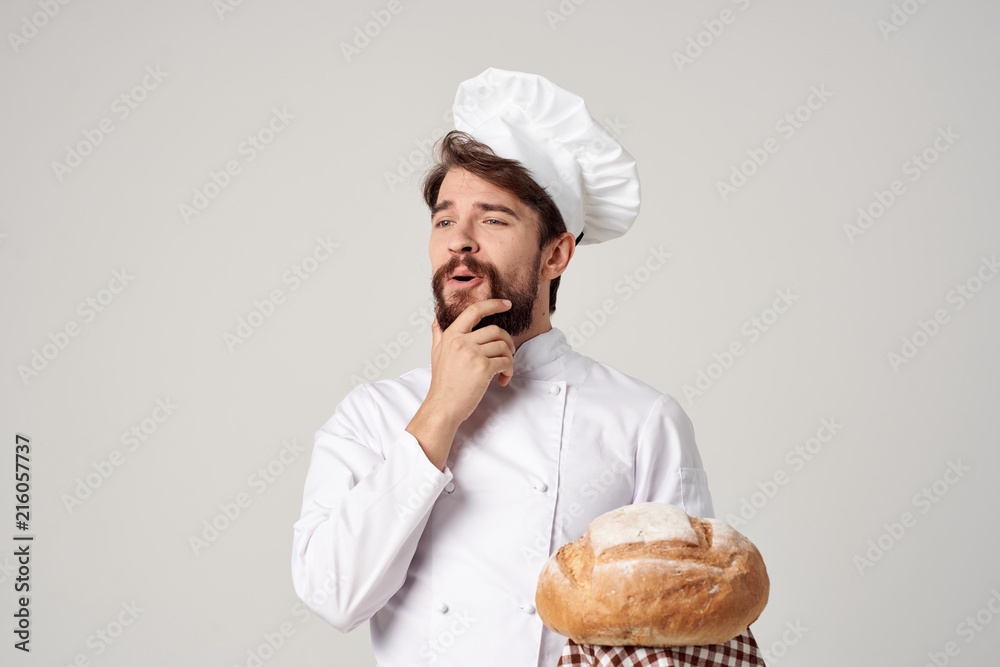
432, 252, 541, 338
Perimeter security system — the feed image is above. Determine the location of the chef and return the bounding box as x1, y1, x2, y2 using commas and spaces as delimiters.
291, 68, 715, 667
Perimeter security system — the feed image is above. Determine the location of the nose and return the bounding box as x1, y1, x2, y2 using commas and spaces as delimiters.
447, 220, 479, 254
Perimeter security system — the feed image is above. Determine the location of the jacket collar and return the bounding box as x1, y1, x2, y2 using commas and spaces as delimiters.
512, 327, 572, 377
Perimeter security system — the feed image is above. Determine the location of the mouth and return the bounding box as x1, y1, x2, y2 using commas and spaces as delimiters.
448, 276, 484, 289
448, 268, 484, 288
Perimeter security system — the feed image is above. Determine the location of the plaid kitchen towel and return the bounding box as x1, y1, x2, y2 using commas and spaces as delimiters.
557, 628, 765, 667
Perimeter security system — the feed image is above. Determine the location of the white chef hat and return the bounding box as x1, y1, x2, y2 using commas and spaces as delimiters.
452, 67, 640, 246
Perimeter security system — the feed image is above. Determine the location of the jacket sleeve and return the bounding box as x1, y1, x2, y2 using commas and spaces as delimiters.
290, 384, 452, 632
632, 393, 715, 519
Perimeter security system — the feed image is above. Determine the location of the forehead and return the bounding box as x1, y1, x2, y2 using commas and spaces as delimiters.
437, 168, 532, 215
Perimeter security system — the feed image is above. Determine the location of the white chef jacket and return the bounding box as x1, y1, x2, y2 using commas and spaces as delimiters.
291, 327, 714, 667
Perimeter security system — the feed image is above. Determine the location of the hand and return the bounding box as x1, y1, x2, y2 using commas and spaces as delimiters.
406, 299, 515, 470
427, 299, 516, 425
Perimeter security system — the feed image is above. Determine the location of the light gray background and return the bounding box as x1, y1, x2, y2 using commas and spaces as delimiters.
2, 0, 998, 665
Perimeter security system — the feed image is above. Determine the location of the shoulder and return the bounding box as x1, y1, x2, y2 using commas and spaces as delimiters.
567, 348, 678, 420
361, 364, 431, 404
319, 365, 431, 431
571, 348, 664, 403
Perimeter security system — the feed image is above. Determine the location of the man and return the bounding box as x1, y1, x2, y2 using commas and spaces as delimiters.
292, 68, 714, 667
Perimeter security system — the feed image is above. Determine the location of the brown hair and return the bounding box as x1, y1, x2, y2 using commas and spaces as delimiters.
423, 130, 569, 314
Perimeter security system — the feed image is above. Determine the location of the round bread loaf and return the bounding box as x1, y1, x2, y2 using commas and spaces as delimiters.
535, 503, 768, 647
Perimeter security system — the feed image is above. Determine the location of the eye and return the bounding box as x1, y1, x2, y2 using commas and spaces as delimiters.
434, 219, 454, 228
484, 218, 507, 225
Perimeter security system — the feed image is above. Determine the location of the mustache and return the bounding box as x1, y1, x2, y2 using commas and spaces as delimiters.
433, 254, 500, 287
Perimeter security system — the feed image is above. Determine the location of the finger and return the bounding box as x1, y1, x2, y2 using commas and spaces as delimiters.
486, 357, 514, 383
451, 298, 512, 334
477, 339, 515, 362
481, 343, 514, 387
466, 324, 517, 355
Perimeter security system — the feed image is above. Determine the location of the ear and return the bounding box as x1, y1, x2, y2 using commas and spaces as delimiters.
540, 232, 576, 280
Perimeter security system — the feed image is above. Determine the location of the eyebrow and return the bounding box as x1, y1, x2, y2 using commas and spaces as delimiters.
431, 200, 521, 220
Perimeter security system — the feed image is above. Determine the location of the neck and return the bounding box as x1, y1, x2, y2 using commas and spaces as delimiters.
513, 315, 552, 351
513, 287, 553, 350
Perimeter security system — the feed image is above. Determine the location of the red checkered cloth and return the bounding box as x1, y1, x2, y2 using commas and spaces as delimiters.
557, 628, 765, 667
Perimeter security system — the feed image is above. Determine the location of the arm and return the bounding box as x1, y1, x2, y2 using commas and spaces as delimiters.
291, 299, 517, 631
291, 384, 452, 632
632, 394, 715, 518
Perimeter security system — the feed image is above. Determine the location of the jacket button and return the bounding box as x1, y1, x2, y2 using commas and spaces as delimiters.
534, 481, 548, 493
519, 604, 536, 615
444, 482, 455, 494
548, 385, 561, 396
435, 603, 449, 614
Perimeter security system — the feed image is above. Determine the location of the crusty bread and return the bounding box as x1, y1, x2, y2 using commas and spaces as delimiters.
535, 503, 768, 647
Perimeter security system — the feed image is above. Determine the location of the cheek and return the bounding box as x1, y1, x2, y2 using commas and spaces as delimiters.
428, 240, 448, 269
504, 253, 542, 286
499, 238, 533, 264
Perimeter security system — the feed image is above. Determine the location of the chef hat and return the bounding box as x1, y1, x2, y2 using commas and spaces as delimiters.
452, 68, 640, 246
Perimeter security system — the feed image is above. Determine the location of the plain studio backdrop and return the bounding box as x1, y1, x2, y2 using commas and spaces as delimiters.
1, 0, 998, 665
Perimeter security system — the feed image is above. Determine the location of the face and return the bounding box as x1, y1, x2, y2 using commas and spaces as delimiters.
429, 168, 543, 337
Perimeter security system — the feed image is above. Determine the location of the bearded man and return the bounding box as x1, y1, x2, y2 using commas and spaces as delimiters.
292, 68, 714, 667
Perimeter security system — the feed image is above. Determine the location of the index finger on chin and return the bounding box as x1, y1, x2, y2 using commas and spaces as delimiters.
452, 298, 512, 334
